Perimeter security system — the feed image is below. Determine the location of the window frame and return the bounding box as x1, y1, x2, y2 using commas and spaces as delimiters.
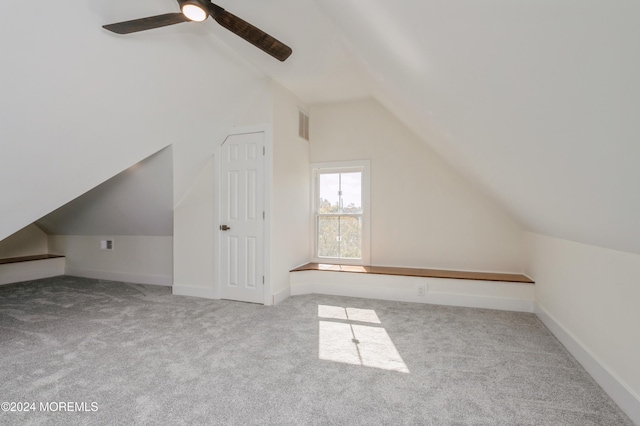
310, 160, 371, 265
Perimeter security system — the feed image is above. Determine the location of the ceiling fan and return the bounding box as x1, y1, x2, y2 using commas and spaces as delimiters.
103, 0, 292, 62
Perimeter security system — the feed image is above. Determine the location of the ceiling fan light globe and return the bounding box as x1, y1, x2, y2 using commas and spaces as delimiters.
182, 4, 208, 22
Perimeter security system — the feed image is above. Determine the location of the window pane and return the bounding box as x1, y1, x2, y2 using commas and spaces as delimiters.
318, 216, 340, 258
340, 172, 362, 214
315, 166, 366, 262
318, 173, 339, 214
339, 216, 362, 259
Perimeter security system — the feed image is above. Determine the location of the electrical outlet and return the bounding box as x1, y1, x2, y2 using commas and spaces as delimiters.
100, 239, 114, 251
417, 284, 426, 296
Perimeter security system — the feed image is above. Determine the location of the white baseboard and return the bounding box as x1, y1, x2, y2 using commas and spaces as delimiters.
273, 287, 291, 305
290, 271, 534, 313
65, 267, 172, 286
535, 303, 640, 424
172, 284, 216, 299
0, 258, 66, 286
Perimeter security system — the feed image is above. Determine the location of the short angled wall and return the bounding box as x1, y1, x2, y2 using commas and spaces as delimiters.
49, 235, 173, 287
290, 270, 535, 312
536, 302, 640, 424
0, 257, 65, 285
526, 232, 640, 424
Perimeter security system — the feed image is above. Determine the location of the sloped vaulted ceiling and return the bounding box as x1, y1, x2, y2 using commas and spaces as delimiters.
307, 0, 640, 254
213, 0, 640, 254
0, 0, 269, 240
36, 148, 173, 237
1, 0, 638, 254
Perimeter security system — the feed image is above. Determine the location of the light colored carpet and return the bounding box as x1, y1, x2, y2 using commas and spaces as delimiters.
0, 276, 632, 425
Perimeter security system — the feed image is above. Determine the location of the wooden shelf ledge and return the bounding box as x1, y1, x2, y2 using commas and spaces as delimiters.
0, 254, 65, 265
291, 263, 534, 284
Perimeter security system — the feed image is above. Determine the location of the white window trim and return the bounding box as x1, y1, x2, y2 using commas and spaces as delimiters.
310, 160, 371, 265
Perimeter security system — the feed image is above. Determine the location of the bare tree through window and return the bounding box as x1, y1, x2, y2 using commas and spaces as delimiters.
317, 171, 362, 260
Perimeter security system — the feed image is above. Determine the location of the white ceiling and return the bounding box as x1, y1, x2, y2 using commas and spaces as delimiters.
0, 0, 267, 240
3, 0, 639, 254
229, 0, 640, 254
36, 148, 173, 237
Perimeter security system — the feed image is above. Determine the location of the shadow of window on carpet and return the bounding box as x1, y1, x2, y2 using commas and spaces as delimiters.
318, 305, 409, 373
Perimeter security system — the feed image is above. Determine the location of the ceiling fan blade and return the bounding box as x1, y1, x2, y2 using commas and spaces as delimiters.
103, 13, 190, 35
209, 7, 292, 62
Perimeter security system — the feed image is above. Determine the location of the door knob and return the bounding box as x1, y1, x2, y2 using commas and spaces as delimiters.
220, 225, 231, 231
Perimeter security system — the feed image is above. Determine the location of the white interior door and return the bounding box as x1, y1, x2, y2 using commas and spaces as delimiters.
219, 132, 265, 304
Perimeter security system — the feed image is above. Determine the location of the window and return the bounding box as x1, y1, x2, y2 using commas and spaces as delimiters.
312, 161, 370, 265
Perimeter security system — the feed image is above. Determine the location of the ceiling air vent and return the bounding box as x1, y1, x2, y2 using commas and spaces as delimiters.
298, 109, 309, 141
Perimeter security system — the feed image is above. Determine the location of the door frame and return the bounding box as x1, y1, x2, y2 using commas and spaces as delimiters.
213, 124, 272, 305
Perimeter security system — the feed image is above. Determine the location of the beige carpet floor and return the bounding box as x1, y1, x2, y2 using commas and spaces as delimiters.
0, 276, 632, 425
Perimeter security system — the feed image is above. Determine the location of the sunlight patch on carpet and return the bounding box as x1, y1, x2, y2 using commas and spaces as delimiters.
318, 305, 409, 373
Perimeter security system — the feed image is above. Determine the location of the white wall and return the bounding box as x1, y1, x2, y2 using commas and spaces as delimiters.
0, 225, 48, 259
49, 235, 172, 286
270, 83, 311, 296
24, 147, 174, 287
526, 232, 640, 422
310, 98, 525, 273
172, 78, 277, 299
0, 0, 274, 293
173, 80, 310, 301
173, 157, 216, 296
233, 80, 274, 127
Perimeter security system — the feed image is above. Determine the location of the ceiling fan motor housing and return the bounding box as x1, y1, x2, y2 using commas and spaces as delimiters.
177, 0, 223, 20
